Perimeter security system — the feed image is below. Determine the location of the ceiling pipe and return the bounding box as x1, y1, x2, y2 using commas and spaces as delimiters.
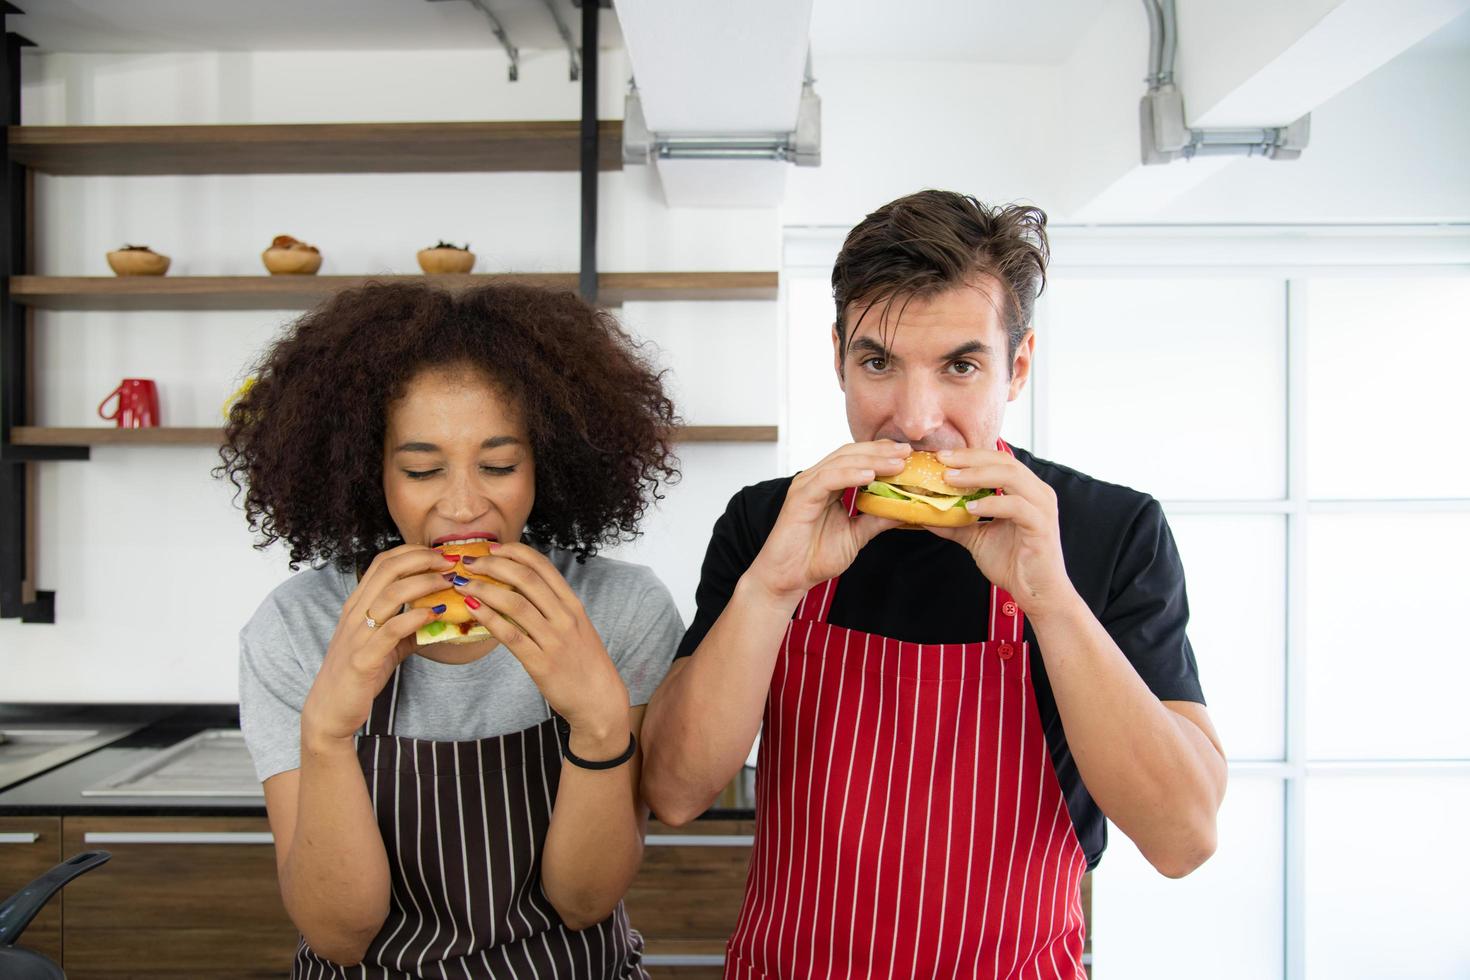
1139, 0, 1309, 164
1142, 0, 1164, 89
622, 50, 821, 167
1158, 0, 1177, 86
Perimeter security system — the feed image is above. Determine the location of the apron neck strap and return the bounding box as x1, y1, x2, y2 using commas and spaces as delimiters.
989, 586, 1024, 642
789, 486, 859, 623
985, 439, 1024, 639
362, 668, 402, 737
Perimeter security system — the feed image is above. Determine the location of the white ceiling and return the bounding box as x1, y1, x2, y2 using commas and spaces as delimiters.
808, 0, 1107, 65
1417, 6, 1470, 51
7, 0, 623, 52
11, 0, 1466, 62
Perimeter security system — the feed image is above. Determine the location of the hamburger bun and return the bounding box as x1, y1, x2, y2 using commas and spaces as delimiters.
410, 539, 513, 645
854, 450, 992, 528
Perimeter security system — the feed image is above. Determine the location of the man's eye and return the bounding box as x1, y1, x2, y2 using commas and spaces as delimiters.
950, 361, 977, 375
862, 357, 888, 372
404, 469, 440, 480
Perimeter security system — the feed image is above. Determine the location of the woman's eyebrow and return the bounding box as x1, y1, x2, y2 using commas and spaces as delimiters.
392, 435, 521, 453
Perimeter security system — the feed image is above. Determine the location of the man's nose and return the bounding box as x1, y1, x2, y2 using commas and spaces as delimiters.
893, 377, 944, 444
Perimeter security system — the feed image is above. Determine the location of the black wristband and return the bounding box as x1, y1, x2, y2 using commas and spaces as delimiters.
555, 716, 637, 771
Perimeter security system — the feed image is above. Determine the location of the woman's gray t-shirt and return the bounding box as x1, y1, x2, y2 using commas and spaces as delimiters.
238, 548, 684, 783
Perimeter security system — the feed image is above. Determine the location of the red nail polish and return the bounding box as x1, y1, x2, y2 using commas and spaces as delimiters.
442, 553, 461, 562
464, 595, 481, 610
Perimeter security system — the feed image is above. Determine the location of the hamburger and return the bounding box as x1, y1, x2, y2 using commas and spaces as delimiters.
854, 451, 995, 527
410, 539, 513, 645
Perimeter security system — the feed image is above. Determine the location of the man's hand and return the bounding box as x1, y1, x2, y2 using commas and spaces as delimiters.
746, 440, 909, 604
927, 447, 1077, 617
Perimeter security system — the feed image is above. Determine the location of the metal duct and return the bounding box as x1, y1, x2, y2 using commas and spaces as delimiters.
1139, 0, 1309, 164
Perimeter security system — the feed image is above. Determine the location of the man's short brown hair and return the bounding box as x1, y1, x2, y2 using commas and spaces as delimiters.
832, 190, 1050, 373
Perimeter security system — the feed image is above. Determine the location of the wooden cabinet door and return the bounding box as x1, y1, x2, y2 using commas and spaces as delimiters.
626, 819, 754, 980
0, 816, 64, 967
60, 816, 297, 979
1082, 871, 1093, 976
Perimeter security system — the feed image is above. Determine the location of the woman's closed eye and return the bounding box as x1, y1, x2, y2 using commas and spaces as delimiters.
403, 464, 518, 480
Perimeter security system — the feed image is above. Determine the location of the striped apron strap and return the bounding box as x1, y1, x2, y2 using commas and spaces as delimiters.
362, 667, 402, 737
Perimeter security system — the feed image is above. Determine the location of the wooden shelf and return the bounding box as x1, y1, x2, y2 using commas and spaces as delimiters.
9, 426, 777, 447
9, 428, 220, 447
677, 426, 778, 443
6, 121, 623, 175
8, 272, 779, 310
600, 271, 778, 303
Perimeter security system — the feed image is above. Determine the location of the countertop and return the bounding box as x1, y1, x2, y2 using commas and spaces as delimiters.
0, 704, 756, 821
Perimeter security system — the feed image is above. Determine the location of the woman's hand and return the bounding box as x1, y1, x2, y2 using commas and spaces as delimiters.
453, 543, 631, 756
301, 545, 457, 746
745, 440, 909, 604
927, 448, 1079, 617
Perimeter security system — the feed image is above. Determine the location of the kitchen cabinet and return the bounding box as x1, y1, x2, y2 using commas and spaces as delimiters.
13, 809, 1087, 977
59, 815, 295, 979
0, 815, 63, 966
631, 819, 755, 979
49, 815, 756, 978
48, 813, 752, 978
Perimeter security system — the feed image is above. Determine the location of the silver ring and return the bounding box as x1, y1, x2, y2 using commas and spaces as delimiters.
364, 612, 379, 630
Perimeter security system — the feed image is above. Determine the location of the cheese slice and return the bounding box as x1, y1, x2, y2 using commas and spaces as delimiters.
897, 488, 966, 511
869, 482, 965, 511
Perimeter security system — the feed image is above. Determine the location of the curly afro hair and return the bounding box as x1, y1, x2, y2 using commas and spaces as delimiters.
216, 281, 680, 571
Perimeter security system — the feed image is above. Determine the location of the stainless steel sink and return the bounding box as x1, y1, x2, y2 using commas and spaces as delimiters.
83, 728, 263, 798
0, 725, 138, 790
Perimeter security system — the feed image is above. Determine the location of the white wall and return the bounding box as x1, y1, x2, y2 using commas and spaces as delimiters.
1, 49, 780, 701
1154, 46, 1470, 222
780, 57, 1063, 227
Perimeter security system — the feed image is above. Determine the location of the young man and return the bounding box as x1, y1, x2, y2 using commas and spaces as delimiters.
640, 190, 1226, 979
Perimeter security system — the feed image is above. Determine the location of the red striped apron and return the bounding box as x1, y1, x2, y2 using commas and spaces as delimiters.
726, 442, 1087, 980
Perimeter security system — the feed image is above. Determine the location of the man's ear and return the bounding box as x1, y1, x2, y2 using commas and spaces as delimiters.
1008, 330, 1035, 401
832, 323, 846, 392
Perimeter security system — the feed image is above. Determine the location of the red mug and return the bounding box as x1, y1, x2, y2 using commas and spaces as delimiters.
97, 379, 160, 428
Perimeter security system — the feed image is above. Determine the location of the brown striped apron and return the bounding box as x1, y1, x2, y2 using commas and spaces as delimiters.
292, 667, 648, 979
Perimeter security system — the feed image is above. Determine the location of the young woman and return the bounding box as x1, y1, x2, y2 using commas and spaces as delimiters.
221, 282, 683, 978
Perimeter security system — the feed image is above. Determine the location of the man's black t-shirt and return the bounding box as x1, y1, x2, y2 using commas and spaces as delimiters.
675, 445, 1205, 871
